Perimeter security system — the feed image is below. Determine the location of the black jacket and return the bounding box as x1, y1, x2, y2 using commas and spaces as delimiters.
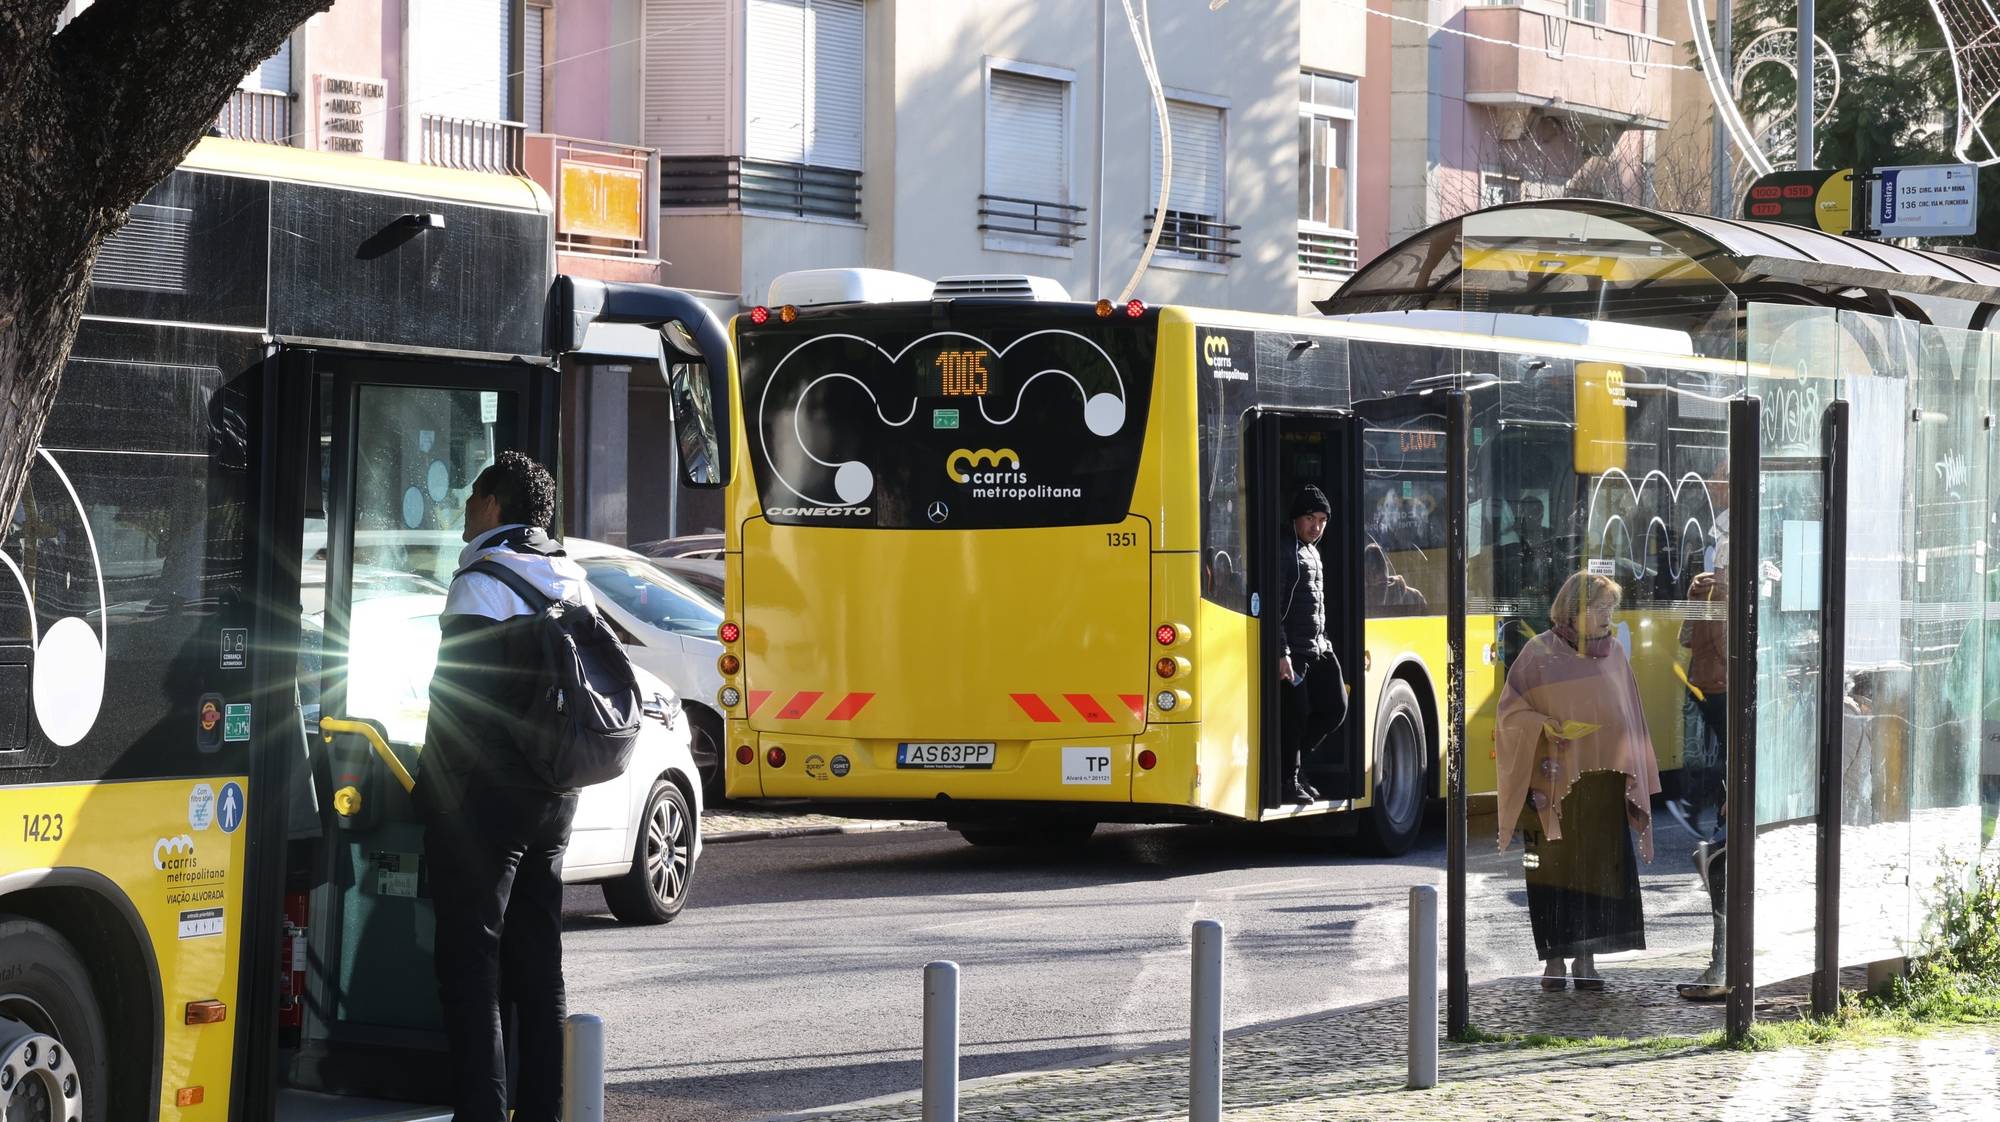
1278, 533, 1331, 663
420, 527, 575, 810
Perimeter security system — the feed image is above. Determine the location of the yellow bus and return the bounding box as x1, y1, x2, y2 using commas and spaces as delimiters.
714, 270, 1740, 854
0, 141, 729, 1122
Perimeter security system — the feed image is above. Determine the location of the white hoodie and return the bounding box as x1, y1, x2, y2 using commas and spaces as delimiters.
444, 524, 598, 621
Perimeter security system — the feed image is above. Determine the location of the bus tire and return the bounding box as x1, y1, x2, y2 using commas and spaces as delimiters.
1358, 680, 1428, 856
0, 918, 107, 1122
604, 781, 696, 926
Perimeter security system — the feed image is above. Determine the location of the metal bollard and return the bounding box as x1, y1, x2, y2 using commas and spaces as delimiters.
1407, 885, 1438, 1090
563, 1013, 606, 1122
923, 961, 960, 1122
1191, 919, 1223, 1122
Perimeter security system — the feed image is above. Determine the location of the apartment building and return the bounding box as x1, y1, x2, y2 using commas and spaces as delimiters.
1385, 0, 1678, 242
644, 0, 1382, 315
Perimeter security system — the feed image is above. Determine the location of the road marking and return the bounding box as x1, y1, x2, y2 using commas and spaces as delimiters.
907, 912, 1044, 934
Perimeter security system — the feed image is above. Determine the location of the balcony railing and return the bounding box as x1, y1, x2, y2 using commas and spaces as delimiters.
216, 88, 293, 146
1461, 5, 1672, 131
659, 157, 861, 221
978, 195, 1087, 246
524, 134, 659, 260
1141, 210, 1240, 264
1298, 227, 1360, 279
420, 114, 526, 175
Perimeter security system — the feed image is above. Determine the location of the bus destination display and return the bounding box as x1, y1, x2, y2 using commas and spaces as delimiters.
914, 344, 1004, 398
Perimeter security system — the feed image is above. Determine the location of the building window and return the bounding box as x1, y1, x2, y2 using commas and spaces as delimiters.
739, 0, 864, 218
1481, 170, 1523, 208
412, 0, 526, 173
1297, 71, 1358, 278
525, 0, 551, 133
1147, 98, 1235, 264
981, 64, 1084, 248
1569, 0, 1606, 22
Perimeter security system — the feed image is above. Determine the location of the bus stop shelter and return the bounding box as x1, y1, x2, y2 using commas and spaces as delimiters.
1323, 200, 2000, 1039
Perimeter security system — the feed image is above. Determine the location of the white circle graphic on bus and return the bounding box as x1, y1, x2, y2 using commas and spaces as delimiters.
757, 329, 1129, 508
0, 449, 110, 748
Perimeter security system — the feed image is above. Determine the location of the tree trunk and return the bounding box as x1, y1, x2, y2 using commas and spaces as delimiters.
0, 0, 335, 527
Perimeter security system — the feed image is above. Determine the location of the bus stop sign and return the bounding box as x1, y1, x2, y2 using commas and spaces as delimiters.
1870, 164, 1979, 237
1743, 169, 1855, 234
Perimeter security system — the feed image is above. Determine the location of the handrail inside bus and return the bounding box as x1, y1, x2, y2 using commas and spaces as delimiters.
317, 717, 417, 795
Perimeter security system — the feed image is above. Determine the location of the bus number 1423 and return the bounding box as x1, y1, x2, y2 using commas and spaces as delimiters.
21, 813, 63, 843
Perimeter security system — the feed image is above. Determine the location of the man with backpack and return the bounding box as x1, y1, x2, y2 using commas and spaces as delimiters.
420, 450, 639, 1122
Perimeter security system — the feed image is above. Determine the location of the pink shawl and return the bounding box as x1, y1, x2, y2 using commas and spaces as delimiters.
1494, 627, 1662, 861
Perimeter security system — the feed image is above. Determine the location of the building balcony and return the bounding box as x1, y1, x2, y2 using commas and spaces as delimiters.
215, 88, 294, 146
419, 113, 526, 176
523, 134, 660, 270
659, 157, 862, 222
1461, 5, 1671, 140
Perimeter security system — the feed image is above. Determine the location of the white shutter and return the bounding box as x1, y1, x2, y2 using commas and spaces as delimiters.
807, 0, 864, 170
415, 0, 510, 121
985, 70, 1066, 203
746, 0, 808, 164
524, 4, 545, 131
1150, 100, 1224, 218
246, 36, 292, 93
643, 0, 731, 156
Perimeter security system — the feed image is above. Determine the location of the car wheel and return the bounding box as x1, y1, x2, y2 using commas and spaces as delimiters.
685, 705, 724, 804
1358, 679, 1429, 856
0, 918, 108, 1122
603, 781, 696, 925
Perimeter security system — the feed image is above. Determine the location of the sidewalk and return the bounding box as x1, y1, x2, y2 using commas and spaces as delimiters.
794, 957, 2000, 1121
702, 801, 940, 843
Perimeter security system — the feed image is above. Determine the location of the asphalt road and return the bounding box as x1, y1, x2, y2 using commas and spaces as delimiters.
561, 813, 1715, 1122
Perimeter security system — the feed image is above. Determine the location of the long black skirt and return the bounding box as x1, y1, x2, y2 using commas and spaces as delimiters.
1519, 770, 1646, 960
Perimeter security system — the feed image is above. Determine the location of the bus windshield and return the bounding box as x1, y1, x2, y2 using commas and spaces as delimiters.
736, 303, 1156, 529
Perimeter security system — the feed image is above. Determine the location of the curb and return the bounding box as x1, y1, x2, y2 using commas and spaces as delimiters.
704, 820, 944, 844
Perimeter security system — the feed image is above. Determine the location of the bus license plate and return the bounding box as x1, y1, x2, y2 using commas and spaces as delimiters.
897, 743, 996, 769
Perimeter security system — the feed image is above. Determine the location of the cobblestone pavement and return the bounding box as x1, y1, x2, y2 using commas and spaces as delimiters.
701, 801, 939, 841
794, 958, 2000, 1122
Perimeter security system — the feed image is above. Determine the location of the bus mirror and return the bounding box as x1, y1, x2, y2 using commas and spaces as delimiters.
659, 333, 723, 489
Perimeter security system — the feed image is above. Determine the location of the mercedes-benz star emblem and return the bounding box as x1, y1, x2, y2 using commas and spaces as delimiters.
927, 501, 950, 524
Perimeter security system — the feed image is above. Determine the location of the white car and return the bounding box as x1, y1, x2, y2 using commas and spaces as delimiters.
562, 538, 727, 800
303, 562, 704, 926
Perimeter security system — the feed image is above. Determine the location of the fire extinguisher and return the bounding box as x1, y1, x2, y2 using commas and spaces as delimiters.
279, 891, 309, 1030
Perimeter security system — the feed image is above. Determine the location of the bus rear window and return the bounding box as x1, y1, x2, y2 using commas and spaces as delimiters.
737, 304, 1156, 529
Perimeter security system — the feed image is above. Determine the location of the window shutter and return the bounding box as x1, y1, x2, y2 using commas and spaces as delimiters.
644, 0, 731, 156
415, 0, 510, 120
524, 5, 545, 132
1150, 100, 1224, 218
986, 70, 1066, 203
746, 0, 809, 164
807, 0, 864, 170
246, 37, 292, 93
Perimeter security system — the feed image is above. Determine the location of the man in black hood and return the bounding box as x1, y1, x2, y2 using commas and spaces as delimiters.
1277, 484, 1346, 802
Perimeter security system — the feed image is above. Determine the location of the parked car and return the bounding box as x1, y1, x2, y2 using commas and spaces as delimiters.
300, 563, 703, 925
563, 539, 727, 800
633, 532, 723, 562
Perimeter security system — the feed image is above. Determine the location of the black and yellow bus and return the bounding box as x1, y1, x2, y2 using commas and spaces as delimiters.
0, 140, 728, 1122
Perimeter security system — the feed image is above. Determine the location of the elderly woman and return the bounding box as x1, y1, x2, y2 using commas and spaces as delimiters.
1496, 571, 1662, 992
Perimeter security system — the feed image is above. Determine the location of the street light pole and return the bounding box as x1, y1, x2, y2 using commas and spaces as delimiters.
1797, 0, 1815, 167
1711, 0, 1733, 214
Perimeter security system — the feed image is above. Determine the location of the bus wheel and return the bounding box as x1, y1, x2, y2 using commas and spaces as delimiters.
604, 781, 696, 926
0, 919, 106, 1122
1358, 680, 1428, 857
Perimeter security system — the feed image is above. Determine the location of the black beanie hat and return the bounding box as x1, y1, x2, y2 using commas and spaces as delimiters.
1289, 484, 1331, 519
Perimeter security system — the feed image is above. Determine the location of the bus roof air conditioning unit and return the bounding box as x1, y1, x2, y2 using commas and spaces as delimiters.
767, 269, 934, 308
931, 274, 1071, 302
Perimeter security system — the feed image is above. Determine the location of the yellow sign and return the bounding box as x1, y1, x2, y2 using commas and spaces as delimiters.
1202, 333, 1230, 363
946, 448, 1020, 483
557, 160, 645, 242
1573, 362, 1628, 475
1814, 171, 1854, 235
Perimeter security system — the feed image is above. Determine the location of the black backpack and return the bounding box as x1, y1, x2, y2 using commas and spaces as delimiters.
469, 559, 643, 790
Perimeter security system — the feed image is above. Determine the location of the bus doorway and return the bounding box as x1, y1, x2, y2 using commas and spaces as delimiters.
280, 349, 558, 1106
1248, 409, 1365, 812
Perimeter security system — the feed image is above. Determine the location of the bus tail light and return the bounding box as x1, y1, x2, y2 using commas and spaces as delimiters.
1157, 656, 1188, 679
718, 653, 741, 675
766, 746, 787, 768
719, 621, 741, 644
1137, 749, 1158, 770
735, 745, 754, 766
1095, 298, 1115, 318
1157, 622, 1190, 647
1124, 298, 1145, 317
1156, 689, 1190, 712
749, 306, 770, 325
779, 304, 799, 323
718, 686, 742, 708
